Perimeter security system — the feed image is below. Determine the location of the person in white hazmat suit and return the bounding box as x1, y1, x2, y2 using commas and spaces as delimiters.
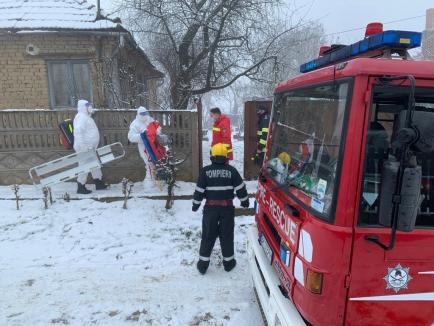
128, 106, 164, 189
73, 99, 108, 194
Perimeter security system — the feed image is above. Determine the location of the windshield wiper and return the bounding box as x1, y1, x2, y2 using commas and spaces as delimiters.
277, 121, 324, 143
270, 178, 302, 193
269, 179, 301, 217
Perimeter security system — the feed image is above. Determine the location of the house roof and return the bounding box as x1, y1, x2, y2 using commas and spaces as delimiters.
0, 0, 122, 31
0, 0, 164, 78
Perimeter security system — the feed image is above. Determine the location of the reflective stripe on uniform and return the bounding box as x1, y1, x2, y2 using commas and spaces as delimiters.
213, 127, 221, 132
199, 256, 210, 261
223, 255, 234, 261
261, 127, 269, 132
239, 196, 249, 202
195, 186, 205, 193
257, 131, 262, 136
206, 186, 234, 191
193, 200, 201, 205
234, 183, 245, 191
259, 139, 267, 145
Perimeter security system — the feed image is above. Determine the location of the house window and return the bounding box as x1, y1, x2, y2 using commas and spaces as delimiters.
47, 60, 93, 109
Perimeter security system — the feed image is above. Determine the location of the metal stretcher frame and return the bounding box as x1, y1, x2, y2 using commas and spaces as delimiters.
29, 142, 125, 188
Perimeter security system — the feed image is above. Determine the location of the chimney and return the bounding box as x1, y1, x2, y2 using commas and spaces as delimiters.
426, 8, 434, 30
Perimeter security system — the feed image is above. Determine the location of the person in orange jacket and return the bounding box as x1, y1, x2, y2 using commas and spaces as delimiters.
210, 107, 233, 160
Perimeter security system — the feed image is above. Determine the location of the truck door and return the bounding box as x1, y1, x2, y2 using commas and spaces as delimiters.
346, 82, 434, 326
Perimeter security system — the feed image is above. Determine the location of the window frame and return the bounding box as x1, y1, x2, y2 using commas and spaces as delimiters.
358, 84, 434, 229
47, 60, 93, 110
269, 77, 354, 223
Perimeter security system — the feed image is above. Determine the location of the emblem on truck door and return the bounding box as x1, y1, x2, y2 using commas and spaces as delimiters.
384, 264, 413, 293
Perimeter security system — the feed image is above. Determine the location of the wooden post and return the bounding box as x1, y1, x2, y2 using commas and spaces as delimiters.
191, 110, 200, 181
195, 97, 203, 170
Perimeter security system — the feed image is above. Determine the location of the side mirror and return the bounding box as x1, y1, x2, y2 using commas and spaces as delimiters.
412, 111, 434, 153
378, 159, 422, 232
397, 111, 434, 154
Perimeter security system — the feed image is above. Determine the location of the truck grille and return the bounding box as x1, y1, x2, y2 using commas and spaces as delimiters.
263, 213, 281, 246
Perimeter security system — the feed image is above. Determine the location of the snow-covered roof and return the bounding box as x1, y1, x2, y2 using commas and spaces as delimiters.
0, 0, 122, 31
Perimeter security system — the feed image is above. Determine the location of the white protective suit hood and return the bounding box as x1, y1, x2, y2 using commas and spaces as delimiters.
77, 99, 94, 116
137, 106, 151, 124
73, 99, 100, 152
128, 106, 155, 163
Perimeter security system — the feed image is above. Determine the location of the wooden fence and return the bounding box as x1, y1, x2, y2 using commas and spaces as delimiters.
0, 110, 202, 185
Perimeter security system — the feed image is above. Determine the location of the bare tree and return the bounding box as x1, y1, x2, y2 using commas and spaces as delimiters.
94, 53, 154, 110
251, 21, 325, 97
121, 0, 309, 110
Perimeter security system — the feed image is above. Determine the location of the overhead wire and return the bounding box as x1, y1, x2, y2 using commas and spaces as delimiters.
322, 14, 426, 38
127, 12, 427, 51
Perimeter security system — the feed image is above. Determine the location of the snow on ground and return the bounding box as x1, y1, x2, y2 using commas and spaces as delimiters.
0, 199, 263, 325
0, 179, 257, 201
0, 181, 194, 200
0, 137, 264, 325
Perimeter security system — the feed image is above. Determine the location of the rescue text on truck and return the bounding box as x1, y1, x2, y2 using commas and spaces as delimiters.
247, 22, 434, 326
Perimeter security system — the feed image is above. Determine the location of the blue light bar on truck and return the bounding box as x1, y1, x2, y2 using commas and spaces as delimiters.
299, 30, 422, 73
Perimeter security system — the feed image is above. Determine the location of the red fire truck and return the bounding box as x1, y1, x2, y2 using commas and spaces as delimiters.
247, 23, 434, 326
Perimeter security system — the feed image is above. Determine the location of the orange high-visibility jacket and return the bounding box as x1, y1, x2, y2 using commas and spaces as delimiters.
212, 114, 233, 160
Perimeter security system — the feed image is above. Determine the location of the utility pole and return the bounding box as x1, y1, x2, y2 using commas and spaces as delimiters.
96, 0, 102, 20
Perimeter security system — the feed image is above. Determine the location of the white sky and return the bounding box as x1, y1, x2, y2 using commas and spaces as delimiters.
96, 0, 431, 44
290, 0, 430, 44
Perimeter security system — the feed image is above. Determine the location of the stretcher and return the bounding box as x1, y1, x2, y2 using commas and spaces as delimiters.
29, 142, 125, 187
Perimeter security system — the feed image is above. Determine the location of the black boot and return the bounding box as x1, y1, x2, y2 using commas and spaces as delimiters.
223, 259, 237, 272
197, 260, 209, 275
77, 183, 92, 194
94, 179, 108, 190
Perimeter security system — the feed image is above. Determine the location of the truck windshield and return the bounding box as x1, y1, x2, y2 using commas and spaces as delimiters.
266, 80, 351, 220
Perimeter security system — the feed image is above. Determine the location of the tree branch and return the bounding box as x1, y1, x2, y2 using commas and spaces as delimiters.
192, 55, 276, 94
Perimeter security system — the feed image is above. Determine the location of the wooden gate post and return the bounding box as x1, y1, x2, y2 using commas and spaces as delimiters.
195, 97, 203, 171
